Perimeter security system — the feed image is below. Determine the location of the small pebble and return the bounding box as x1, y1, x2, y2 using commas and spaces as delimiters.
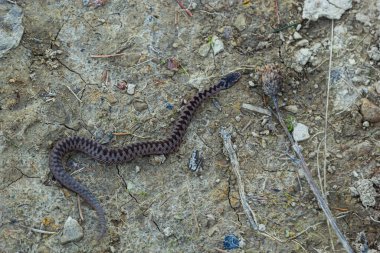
127, 83, 136, 95
293, 31, 302, 40
284, 105, 299, 113
258, 223, 266, 232
163, 227, 173, 237
248, 80, 256, 87
198, 43, 210, 57
211, 36, 224, 55
295, 39, 309, 47
234, 13, 246, 31
352, 179, 377, 207
135, 166, 141, 173
360, 98, 380, 123
362, 121, 370, 127
296, 24, 302, 31
235, 115, 241, 122
133, 100, 148, 112
188, 150, 203, 172
292, 123, 310, 141
352, 170, 359, 178
60, 217, 84, 244
349, 58, 356, 65
150, 155, 166, 165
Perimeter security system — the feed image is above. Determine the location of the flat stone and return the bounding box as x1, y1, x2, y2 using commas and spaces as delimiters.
60, 217, 83, 244
360, 98, 380, 123
241, 103, 271, 116
302, 0, 352, 21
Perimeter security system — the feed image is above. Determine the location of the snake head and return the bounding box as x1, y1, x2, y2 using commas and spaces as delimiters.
219, 72, 242, 89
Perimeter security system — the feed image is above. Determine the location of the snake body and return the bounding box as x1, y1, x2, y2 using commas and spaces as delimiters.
49, 72, 241, 238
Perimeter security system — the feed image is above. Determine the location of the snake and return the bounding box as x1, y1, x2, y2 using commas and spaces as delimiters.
49, 72, 241, 238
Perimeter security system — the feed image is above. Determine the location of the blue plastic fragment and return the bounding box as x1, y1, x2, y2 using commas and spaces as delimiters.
223, 234, 239, 250
164, 100, 174, 110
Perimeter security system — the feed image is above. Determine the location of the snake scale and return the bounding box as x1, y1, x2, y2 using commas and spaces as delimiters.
49, 72, 241, 238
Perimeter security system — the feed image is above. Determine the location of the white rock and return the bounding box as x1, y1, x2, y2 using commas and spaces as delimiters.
302, 0, 352, 21
292, 123, 310, 141
293, 31, 302, 40
127, 83, 136, 95
163, 227, 173, 237
211, 36, 224, 55
60, 217, 84, 244
294, 48, 312, 66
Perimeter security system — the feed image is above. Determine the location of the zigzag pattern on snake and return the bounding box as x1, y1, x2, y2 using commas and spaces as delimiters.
49, 72, 241, 238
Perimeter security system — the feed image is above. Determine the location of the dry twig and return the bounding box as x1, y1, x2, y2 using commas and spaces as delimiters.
260, 64, 354, 253
220, 128, 259, 230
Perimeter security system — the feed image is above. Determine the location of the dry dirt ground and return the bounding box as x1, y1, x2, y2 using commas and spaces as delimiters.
0, 0, 379, 252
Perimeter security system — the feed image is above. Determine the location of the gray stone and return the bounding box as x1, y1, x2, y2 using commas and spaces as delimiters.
198, 43, 210, 57
355, 13, 371, 26
302, 0, 352, 21
368, 46, 380, 61
284, 105, 299, 113
133, 100, 148, 112
292, 123, 310, 142
0, 3, 24, 58
234, 13, 246, 31
294, 48, 312, 66
211, 36, 224, 55
352, 179, 378, 207
60, 217, 84, 244
295, 39, 309, 47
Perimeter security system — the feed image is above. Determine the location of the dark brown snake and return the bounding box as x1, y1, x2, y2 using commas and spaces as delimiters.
49, 72, 241, 238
